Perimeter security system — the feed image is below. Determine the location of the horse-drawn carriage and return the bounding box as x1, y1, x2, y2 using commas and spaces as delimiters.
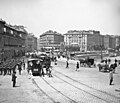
97, 59, 118, 72
79, 57, 95, 67
27, 54, 51, 76
27, 58, 42, 76
97, 62, 110, 72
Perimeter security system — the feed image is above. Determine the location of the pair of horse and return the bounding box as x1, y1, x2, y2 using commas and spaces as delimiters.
79, 58, 95, 67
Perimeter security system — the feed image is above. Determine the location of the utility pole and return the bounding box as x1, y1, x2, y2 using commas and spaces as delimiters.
100, 45, 103, 60
100, 37, 103, 60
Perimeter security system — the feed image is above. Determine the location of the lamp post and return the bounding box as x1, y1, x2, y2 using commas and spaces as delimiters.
100, 45, 103, 60
100, 37, 103, 60
68, 36, 71, 59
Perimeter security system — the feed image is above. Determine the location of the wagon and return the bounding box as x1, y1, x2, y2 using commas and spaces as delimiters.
87, 58, 95, 67
27, 58, 43, 76
97, 62, 110, 72
79, 58, 95, 67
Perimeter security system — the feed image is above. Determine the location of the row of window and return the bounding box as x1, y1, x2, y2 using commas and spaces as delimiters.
0, 26, 23, 38
0, 35, 24, 47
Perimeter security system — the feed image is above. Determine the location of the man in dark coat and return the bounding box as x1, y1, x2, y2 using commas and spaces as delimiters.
18, 62, 22, 75
12, 71, 17, 87
66, 61, 69, 68
0, 63, 3, 75
76, 62, 79, 71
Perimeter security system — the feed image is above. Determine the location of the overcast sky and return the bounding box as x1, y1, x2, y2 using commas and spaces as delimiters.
0, 0, 120, 37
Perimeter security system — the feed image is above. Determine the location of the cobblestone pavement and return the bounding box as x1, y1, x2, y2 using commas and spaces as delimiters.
0, 69, 53, 103
0, 57, 120, 103
56, 57, 120, 95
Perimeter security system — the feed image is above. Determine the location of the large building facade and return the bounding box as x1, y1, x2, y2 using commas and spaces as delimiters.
39, 30, 64, 50
0, 19, 27, 62
64, 30, 101, 52
103, 35, 120, 51
25, 33, 37, 52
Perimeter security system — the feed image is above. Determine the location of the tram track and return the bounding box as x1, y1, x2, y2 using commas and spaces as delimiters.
40, 76, 104, 103
56, 61, 120, 99
32, 70, 120, 103
32, 78, 56, 103
31, 61, 120, 103
32, 77, 79, 103
52, 70, 120, 103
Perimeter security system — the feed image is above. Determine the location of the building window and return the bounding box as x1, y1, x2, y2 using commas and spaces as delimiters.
19, 34, 22, 37
3, 27, 6, 32
11, 30, 13, 34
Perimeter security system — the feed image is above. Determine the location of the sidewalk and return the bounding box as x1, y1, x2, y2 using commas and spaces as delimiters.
0, 70, 42, 103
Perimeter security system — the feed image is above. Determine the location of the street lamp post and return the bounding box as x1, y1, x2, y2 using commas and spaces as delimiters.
100, 45, 103, 60
100, 37, 103, 60
68, 36, 71, 59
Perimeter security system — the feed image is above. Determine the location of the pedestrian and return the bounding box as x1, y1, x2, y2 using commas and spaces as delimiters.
54, 59, 57, 65
105, 59, 107, 64
28, 69, 32, 79
12, 71, 17, 87
18, 63, 22, 75
12, 63, 16, 73
3, 65, 7, 76
48, 66, 53, 77
66, 60, 69, 68
115, 59, 117, 63
113, 62, 117, 73
76, 62, 79, 71
108, 59, 111, 63
109, 70, 114, 85
23, 62, 25, 70
0, 63, 3, 75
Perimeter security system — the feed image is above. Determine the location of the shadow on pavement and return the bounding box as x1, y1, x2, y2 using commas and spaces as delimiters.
14, 85, 20, 88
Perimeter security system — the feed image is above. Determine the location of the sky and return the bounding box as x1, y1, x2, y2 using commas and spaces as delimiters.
0, 0, 120, 37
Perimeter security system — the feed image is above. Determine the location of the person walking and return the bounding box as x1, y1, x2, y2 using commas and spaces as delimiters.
0, 63, 3, 75
23, 62, 25, 70
28, 69, 32, 79
113, 62, 117, 73
66, 60, 69, 68
54, 59, 57, 65
76, 62, 79, 71
18, 63, 22, 75
48, 66, 53, 77
109, 70, 114, 85
3, 64, 7, 76
12, 71, 17, 87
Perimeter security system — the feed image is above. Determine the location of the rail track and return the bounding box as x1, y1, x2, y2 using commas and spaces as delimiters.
52, 70, 120, 103
32, 70, 120, 103
31, 61, 120, 103
32, 77, 79, 103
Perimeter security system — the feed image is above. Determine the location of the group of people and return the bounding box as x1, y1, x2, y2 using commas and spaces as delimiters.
101, 58, 118, 73
0, 59, 17, 75
0, 58, 25, 87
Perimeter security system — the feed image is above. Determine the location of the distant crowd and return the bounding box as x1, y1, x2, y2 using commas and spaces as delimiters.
0, 58, 25, 76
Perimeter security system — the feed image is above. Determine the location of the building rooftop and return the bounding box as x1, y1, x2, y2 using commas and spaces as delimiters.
0, 18, 28, 33
40, 30, 63, 37
64, 30, 100, 35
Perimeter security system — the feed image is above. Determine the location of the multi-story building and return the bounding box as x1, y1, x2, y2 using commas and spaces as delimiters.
103, 35, 120, 50
37, 38, 41, 51
0, 19, 27, 61
64, 30, 101, 52
25, 33, 37, 52
39, 30, 64, 50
